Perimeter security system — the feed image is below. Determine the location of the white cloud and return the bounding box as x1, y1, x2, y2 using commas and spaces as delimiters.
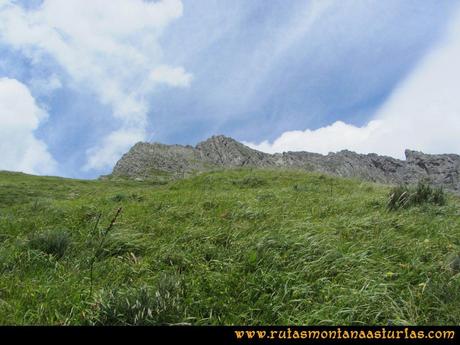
246, 120, 383, 155
150, 65, 192, 88
83, 128, 145, 171
0, 77, 57, 174
248, 5, 460, 159
0, 0, 190, 170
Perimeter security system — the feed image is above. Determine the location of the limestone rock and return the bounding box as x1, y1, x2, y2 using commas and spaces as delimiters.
111, 135, 460, 193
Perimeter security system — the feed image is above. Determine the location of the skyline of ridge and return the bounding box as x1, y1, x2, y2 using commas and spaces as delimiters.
1, 0, 459, 178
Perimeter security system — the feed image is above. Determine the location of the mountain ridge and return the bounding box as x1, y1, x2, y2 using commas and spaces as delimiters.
111, 135, 460, 192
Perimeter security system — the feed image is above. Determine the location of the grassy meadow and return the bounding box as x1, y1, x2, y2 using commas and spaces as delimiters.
0, 169, 459, 325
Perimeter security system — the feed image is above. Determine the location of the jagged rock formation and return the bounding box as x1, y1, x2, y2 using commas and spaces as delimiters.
111, 135, 460, 192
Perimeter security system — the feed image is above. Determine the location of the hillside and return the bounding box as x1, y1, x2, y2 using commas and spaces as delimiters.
111, 135, 460, 193
0, 169, 459, 325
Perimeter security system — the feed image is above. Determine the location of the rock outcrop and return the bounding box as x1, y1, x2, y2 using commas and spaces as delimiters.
111, 135, 460, 192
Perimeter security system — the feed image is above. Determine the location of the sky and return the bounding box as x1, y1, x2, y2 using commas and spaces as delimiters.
0, 0, 459, 179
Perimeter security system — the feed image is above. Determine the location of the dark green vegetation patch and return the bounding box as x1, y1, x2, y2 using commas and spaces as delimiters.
387, 181, 447, 211
27, 229, 70, 259
0, 170, 459, 325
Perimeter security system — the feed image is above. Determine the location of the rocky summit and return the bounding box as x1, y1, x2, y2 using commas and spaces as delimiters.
111, 135, 460, 192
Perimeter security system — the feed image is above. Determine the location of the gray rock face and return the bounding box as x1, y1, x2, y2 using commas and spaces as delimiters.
112, 135, 460, 192
112, 142, 206, 177
196, 135, 275, 167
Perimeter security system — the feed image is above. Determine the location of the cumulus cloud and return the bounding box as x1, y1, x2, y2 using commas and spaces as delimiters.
246, 120, 383, 155
84, 128, 145, 171
0, 0, 190, 170
248, 5, 460, 159
0, 77, 57, 174
150, 65, 192, 88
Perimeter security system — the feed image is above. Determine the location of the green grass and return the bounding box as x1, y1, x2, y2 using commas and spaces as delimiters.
387, 181, 447, 211
0, 169, 459, 325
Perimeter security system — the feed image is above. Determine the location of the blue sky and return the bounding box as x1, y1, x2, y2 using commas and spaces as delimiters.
1, 0, 460, 178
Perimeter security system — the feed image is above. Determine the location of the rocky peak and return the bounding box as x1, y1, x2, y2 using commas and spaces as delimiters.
196, 135, 273, 167
111, 135, 460, 193
404, 149, 460, 188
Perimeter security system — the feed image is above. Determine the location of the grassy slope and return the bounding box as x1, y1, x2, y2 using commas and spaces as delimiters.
0, 169, 459, 325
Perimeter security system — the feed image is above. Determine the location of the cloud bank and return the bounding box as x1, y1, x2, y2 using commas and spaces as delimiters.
0, 0, 191, 171
0, 77, 56, 174
247, 5, 460, 159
